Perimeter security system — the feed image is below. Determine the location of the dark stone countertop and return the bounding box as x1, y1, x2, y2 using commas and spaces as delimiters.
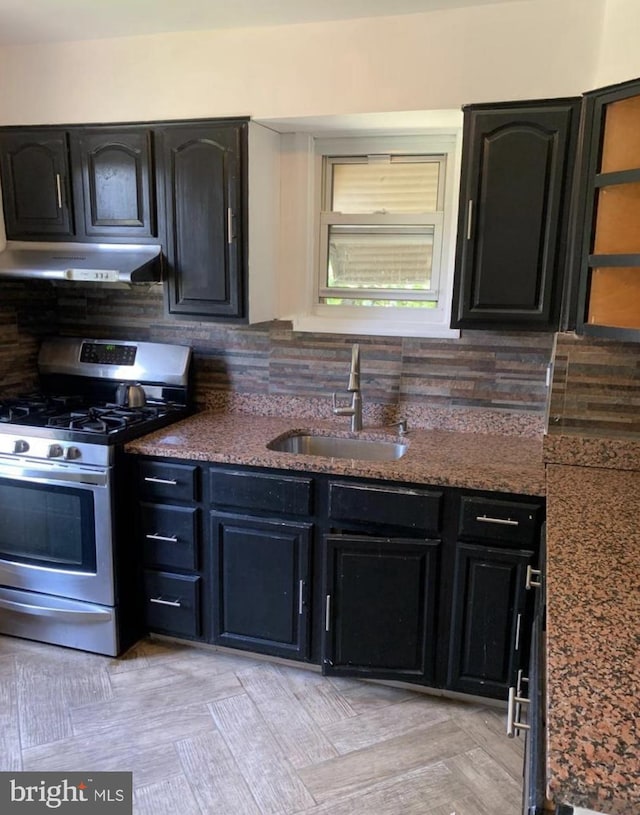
124, 410, 546, 496
544, 445, 640, 814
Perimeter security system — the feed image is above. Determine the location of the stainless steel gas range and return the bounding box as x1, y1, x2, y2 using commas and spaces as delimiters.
0, 337, 192, 656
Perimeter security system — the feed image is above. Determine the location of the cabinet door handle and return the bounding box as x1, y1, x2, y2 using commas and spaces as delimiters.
514, 612, 522, 652
325, 595, 331, 632
466, 199, 473, 240
476, 514, 519, 527
144, 476, 178, 485
227, 208, 235, 244
149, 596, 182, 608
506, 685, 530, 737
298, 580, 304, 615
55, 174, 63, 209
526, 565, 542, 590
145, 533, 179, 543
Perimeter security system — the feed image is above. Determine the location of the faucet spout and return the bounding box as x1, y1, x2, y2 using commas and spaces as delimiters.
347, 343, 360, 392
333, 343, 363, 431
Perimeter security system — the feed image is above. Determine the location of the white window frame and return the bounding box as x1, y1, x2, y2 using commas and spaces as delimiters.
318, 153, 446, 304
300, 134, 459, 337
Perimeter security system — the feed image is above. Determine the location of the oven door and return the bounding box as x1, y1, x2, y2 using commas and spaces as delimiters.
0, 455, 114, 606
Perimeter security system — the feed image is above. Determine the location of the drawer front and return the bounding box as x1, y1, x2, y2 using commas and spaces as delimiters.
140, 503, 198, 571
143, 570, 201, 638
210, 468, 313, 516
328, 481, 442, 535
459, 496, 543, 546
138, 460, 198, 503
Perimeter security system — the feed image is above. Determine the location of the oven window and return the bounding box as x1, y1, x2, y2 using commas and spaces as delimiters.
0, 479, 97, 572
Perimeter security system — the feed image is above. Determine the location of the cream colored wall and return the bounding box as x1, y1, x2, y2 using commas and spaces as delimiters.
0, 0, 603, 126
595, 0, 640, 88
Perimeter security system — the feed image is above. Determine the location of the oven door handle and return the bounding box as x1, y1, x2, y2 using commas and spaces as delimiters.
0, 596, 112, 622
0, 461, 108, 487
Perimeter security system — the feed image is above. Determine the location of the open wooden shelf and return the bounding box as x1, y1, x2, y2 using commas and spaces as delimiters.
600, 94, 640, 173
588, 266, 640, 328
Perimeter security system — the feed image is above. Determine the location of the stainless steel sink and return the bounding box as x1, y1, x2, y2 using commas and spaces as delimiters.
267, 433, 407, 461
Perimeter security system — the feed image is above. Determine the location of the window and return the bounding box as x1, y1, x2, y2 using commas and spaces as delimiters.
270, 115, 463, 338
320, 155, 445, 308
308, 133, 460, 337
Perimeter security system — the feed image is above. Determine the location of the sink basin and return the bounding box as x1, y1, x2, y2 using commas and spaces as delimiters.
267, 433, 407, 461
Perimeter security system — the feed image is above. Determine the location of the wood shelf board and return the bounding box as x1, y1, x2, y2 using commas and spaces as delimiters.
600, 94, 640, 173
588, 266, 640, 329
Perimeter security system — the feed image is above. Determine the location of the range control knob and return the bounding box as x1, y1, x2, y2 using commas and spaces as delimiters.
63, 446, 81, 461
47, 444, 64, 459
13, 439, 29, 454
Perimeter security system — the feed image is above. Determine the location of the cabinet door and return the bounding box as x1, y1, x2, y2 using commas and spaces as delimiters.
323, 535, 439, 684
0, 130, 73, 238
452, 100, 580, 329
157, 122, 245, 319
210, 511, 312, 660
70, 128, 155, 239
447, 541, 534, 699
574, 78, 640, 340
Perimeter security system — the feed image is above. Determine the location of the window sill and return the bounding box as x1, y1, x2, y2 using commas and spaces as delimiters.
290, 311, 461, 338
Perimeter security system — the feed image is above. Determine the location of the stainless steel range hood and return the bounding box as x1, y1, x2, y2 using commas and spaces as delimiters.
0, 241, 162, 283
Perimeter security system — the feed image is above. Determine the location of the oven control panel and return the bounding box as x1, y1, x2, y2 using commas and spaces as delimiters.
80, 343, 137, 366
0, 436, 112, 468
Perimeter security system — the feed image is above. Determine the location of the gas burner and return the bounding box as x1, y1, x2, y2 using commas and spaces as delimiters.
44, 403, 171, 435
0, 403, 32, 423
0, 392, 88, 423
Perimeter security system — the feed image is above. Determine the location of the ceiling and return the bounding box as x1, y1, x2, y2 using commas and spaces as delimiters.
0, 0, 526, 46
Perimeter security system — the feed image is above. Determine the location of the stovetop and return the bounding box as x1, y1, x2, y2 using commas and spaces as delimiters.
0, 393, 187, 444
0, 336, 194, 456
0, 392, 191, 446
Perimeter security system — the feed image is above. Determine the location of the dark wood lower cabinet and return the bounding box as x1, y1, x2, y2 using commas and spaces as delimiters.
210, 511, 312, 660
322, 534, 440, 684
133, 456, 544, 701
447, 541, 534, 699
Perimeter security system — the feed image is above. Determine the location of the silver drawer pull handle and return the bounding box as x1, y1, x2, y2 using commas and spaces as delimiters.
149, 596, 182, 608
299, 580, 304, 615
476, 514, 519, 527
506, 685, 530, 738
526, 565, 542, 590
144, 476, 178, 485
325, 595, 331, 632
145, 533, 179, 543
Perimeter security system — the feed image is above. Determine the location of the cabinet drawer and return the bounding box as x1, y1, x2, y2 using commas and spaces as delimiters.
140, 503, 198, 570
138, 460, 198, 502
210, 468, 313, 516
459, 496, 543, 546
143, 570, 201, 638
328, 481, 442, 535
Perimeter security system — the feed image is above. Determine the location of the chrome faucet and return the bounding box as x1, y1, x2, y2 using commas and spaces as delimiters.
332, 343, 363, 431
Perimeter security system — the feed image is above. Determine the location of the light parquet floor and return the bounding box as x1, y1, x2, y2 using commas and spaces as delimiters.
0, 635, 525, 814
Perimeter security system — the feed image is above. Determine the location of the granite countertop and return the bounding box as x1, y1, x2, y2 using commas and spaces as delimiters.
545, 462, 640, 815
544, 429, 640, 472
124, 410, 546, 495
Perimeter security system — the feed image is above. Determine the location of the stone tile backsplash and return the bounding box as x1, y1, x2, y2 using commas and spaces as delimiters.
0, 281, 554, 435
548, 332, 640, 437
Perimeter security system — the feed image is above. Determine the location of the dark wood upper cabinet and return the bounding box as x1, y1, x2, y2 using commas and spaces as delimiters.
573, 77, 640, 340
451, 99, 580, 330
0, 130, 74, 238
70, 128, 155, 239
156, 121, 246, 320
